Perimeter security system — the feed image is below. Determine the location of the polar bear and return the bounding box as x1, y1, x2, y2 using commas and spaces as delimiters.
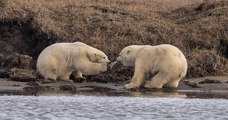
116, 44, 187, 89
36, 42, 110, 82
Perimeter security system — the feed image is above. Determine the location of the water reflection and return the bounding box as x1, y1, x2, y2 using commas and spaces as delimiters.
74, 87, 228, 99
106, 91, 187, 98
34, 87, 228, 99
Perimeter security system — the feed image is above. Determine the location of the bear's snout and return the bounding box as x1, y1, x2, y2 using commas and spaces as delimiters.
106, 59, 110, 63
116, 56, 122, 62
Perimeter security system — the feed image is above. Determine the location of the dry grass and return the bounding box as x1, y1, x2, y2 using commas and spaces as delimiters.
0, 0, 227, 78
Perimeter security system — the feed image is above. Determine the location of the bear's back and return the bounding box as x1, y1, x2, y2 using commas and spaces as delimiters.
42, 43, 76, 55
154, 44, 184, 57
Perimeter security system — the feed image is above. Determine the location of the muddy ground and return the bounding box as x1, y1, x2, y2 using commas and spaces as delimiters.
0, 68, 228, 98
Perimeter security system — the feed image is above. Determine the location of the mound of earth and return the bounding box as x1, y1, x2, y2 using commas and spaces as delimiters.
0, 0, 227, 84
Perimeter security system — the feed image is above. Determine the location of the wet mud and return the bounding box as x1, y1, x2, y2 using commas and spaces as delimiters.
0, 74, 228, 99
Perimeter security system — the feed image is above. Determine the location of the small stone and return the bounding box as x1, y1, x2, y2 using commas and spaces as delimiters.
0, 69, 11, 78
26, 82, 39, 86
182, 80, 199, 88
10, 68, 37, 82
59, 85, 76, 92
11, 76, 36, 82
41, 79, 56, 84
1, 53, 33, 69
72, 77, 86, 83
199, 79, 222, 84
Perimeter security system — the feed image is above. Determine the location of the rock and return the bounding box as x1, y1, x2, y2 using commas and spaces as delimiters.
0, 68, 37, 81
199, 79, 222, 84
0, 1, 4, 8
72, 77, 86, 83
41, 79, 57, 84
0, 54, 3, 64
23, 85, 52, 95
11, 75, 36, 82
182, 80, 200, 88
11, 84, 20, 87
59, 85, 76, 92
1, 53, 33, 69
0, 69, 11, 78
10, 68, 37, 82
23, 86, 42, 95
26, 81, 40, 86
90, 76, 109, 83
219, 38, 228, 58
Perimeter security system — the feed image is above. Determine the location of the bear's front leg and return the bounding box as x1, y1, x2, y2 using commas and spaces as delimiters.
58, 73, 74, 83
75, 59, 107, 75
72, 70, 86, 80
124, 64, 146, 89
88, 63, 107, 75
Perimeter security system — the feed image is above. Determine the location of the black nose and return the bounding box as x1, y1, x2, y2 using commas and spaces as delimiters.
111, 58, 117, 62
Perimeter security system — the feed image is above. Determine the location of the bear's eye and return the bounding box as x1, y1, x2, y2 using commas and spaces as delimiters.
103, 57, 106, 59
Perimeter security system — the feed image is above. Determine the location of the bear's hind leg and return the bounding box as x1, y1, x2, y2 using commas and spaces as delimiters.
44, 69, 57, 81
41, 59, 58, 81
58, 73, 73, 83
165, 78, 181, 88
144, 72, 167, 89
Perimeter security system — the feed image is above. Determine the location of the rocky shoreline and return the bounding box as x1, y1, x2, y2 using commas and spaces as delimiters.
0, 75, 228, 98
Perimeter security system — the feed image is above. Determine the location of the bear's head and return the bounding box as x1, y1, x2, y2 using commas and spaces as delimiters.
87, 50, 110, 64
116, 45, 142, 66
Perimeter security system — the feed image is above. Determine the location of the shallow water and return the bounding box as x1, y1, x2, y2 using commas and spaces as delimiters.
0, 95, 228, 120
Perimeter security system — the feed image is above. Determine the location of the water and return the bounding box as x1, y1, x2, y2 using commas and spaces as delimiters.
0, 95, 228, 120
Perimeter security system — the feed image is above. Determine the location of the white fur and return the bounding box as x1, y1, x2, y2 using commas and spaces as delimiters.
36, 42, 110, 81
117, 44, 187, 89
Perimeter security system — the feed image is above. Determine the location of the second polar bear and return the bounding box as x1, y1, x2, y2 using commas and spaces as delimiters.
37, 42, 110, 82
116, 44, 187, 89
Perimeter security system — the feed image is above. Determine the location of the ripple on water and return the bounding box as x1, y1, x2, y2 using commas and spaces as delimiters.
0, 96, 228, 120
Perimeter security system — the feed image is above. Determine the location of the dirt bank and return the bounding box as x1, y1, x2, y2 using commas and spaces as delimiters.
0, 0, 227, 77
0, 0, 228, 97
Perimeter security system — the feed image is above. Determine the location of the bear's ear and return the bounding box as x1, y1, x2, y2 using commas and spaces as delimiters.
127, 49, 130, 54
87, 51, 97, 58
90, 52, 97, 57
87, 51, 97, 62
